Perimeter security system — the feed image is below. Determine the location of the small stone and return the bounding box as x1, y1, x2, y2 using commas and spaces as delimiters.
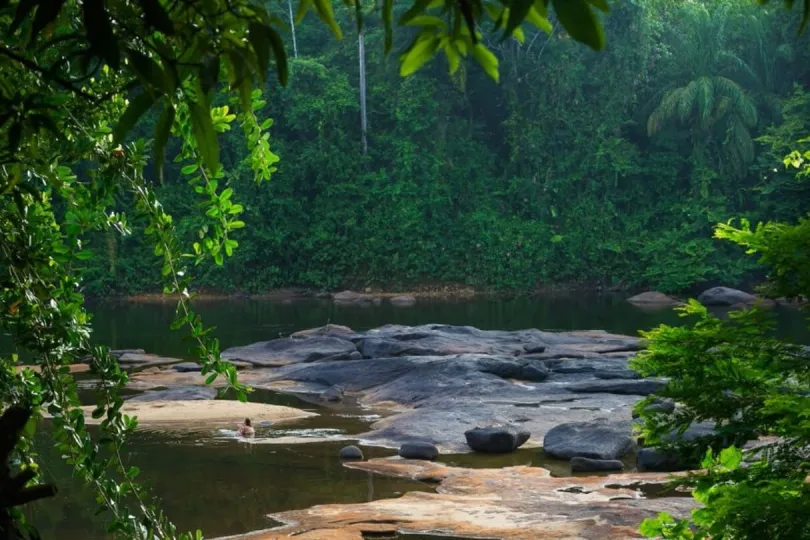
627, 291, 681, 307
321, 385, 344, 403
570, 457, 624, 473
339, 445, 364, 461
398, 442, 439, 461
465, 426, 530, 454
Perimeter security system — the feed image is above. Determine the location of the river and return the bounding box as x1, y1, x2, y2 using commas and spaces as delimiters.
20, 295, 810, 538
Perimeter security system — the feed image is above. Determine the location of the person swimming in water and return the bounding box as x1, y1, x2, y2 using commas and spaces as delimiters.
237, 418, 255, 437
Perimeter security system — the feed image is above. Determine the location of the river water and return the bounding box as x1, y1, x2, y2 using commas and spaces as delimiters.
20, 295, 810, 538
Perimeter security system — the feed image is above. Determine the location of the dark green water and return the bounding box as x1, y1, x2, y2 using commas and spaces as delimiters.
17, 296, 810, 539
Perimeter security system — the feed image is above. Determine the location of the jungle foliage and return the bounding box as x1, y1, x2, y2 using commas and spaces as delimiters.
76, 0, 810, 295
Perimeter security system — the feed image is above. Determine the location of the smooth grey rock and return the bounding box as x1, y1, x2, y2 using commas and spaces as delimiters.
222, 336, 360, 367
570, 457, 624, 472
171, 362, 201, 373
593, 369, 641, 380
476, 357, 549, 382
398, 442, 439, 460
127, 386, 216, 402
664, 422, 717, 442
543, 418, 633, 460
291, 324, 354, 338
339, 445, 364, 461
698, 287, 756, 307
465, 426, 531, 454
115, 352, 181, 368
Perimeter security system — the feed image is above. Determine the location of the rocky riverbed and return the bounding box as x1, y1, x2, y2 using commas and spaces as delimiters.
80, 322, 701, 538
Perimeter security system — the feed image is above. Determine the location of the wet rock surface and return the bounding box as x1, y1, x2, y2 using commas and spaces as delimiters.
225, 459, 697, 540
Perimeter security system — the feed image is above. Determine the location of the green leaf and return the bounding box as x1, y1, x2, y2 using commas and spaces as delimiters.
200, 54, 220, 96
401, 35, 440, 76
399, 0, 435, 24
126, 48, 171, 94
503, 0, 534, 40
525, 3, 553, 33
10, 0, 37, 34
220, 187, 233, 201
719, 446, 743, 470
382, 0, 394, 52
588, 0, 610, 12
266, 26, 289, 86
31, 0, 67, 41
126, 466, 140, 479
444, 42, 461, 74
471, 44, 499, 82
113, 92, 156, 144
405, 15, 446, 28
141, 0, 175, 35
248, 22, 270, 82
205, 373, 217, 385
188, 96, 219, 173
552, 0, 605, 50
312, 0, 342, 39
91, 407, 105, 419
181, 164, 198, 175
228, 220, 245, 229
82, 0, 120, 68
153, 103, 175, 182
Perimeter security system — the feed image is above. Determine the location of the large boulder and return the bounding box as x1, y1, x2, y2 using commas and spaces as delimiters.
698, 287, 756, 307
570, 457, 624, 473
399, 442, 439, 460
627, 291, 682, 307
543, 418, 633, 460
339, 445, 364, 461
221, 336, 360, 367
465, 426, 531, 454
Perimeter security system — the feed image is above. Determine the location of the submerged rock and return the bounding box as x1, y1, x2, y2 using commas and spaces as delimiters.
698, 286, 756, 306
339, 445, 364, 461
465, 426, 531, 454
570, 456, 624, 473
398, 442, 439, 461
543, 418, 634, 460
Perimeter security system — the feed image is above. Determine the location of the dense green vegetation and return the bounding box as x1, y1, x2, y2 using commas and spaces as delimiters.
79, 0, 810, 295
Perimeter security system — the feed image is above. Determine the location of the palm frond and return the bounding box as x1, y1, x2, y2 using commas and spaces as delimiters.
648, 88, 683, 135
678, 80, 699, 123
695, 77, 715, 127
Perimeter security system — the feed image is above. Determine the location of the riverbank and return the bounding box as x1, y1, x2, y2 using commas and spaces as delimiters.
90, 281, 635, 304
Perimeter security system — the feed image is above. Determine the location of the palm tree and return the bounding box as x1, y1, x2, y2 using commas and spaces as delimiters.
647, 2, 759, 183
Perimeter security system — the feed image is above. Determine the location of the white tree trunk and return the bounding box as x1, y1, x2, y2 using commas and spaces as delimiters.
359, 30, 368, 154
288, 0, 298, 58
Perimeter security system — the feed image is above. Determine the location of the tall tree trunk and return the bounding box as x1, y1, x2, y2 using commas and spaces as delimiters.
288, 0, 298, 58
359, 30, 368, 154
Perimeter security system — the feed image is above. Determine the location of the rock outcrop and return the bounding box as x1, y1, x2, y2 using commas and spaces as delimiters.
223, 459, 697, 540
244, 324, 659, 454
